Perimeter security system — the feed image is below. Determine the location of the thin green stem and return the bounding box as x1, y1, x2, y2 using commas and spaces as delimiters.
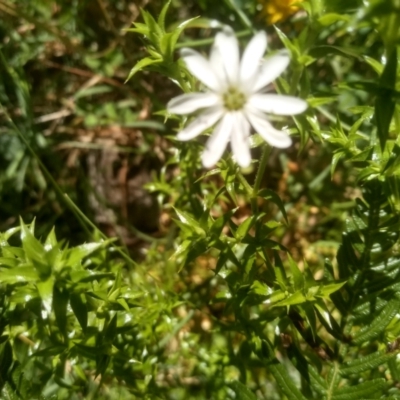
176, 29, 252, 49
253, 146, 271, 196
289, 65, 303, 95
237, 170, 253, 196
251, 145, 271, 212
223, 0, 254, 32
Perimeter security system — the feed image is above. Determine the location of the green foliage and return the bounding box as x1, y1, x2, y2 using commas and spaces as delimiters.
2, 0, 400, 398
0, 219, 185, 398
125, 1, 198, 85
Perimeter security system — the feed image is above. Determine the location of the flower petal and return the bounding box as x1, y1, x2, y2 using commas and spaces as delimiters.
168, 93, 221, 115
201, 114, 233, 168
252, 52, 290, 93
245, 107, 292, 148
240, 31, 267, 88
248, 94, 307, 115
176, 107, 224, 141
210, 42, 228, 91
231, 112, 251, 167
180, 48, 220, 91
213, 26, 239, 86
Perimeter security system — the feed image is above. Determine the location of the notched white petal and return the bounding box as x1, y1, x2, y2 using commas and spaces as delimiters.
248, 94, 308, 115
176, 107, 223, 141
168, 93, 220, 115
180, 48, 220, 91
201, 114, 233, 168
213, 26, 239, 86
245, 107, 292, 148
240, 31, 267, 86
252, 52, 290, 93
231, 112, 251, 167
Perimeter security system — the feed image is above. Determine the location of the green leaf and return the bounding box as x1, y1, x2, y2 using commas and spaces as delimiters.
364, 55, 383, 75
74, 85, 113, 100
173, 208, 205, 236
53, 284, 69, 338
73, 343, 101, 359
161, 16, 198, 60
184, 239, 208, 266
125, 57, 162, 82
273, 290, 306, 307
69, 293, 88, 330
139, 8, 163, 44
375, 94, 395, 151
0, 227, 20, 243
331, 378, 386, 399
316, 281, 346, 299
309, 45, 361, 59
1, 383, 19, 400
303, 302, 318, 339
287, 255, 304, 291
269, 361, 308, 400
257, 189, 288, 224
214, 242, 241, 273
249, 133, 264, 148
376, 48, 397, 150
78, 272, 114, 283
0, 338, 13, 385
229, 381, 257, 400
340, 351, 395, 376
96, 354, 111, 378
318, 13, 350, 25
171, 239, 191, 260
308, 365, 327, 394
314, 300, 339, 331
235, 215, 257, 241
37, 278, 54, 315
159, 32, 177, 61
20, 221, 51, 279
274, 252, 288, 289
104, 313, 118, 343
226, 181, 238, 206
274, 26, 298, 57
44, 227, 58, 249
252, 337, 307, 399
307, 97, 336, 107
157, 0, 171, 32
209, 207, 238, 238
32, 345, 66, 358
353, 298, 400, 344
66, 242, 105, 267
250, 280, 273, 297
0, 266, 38, 283
9, 363, 30, 399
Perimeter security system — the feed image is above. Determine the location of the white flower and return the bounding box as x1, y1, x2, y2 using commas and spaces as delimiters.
167, 26, 308, 168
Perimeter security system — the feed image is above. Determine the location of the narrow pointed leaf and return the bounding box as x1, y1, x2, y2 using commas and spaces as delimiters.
229, 381, 257, 400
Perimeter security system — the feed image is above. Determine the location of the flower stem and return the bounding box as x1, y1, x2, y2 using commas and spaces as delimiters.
289, 65, 303, 95
223, 0, 255, 32
237, 171, 253, 197
251, 145, 271, 212
176, 29, 252, 49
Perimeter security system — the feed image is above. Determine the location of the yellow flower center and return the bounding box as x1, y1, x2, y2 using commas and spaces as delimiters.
223, 87, 246, 111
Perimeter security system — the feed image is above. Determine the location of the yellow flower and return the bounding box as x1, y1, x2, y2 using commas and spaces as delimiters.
259, 0, 303, 25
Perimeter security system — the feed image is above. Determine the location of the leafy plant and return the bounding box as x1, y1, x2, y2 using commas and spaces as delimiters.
2, 0, 400, 399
